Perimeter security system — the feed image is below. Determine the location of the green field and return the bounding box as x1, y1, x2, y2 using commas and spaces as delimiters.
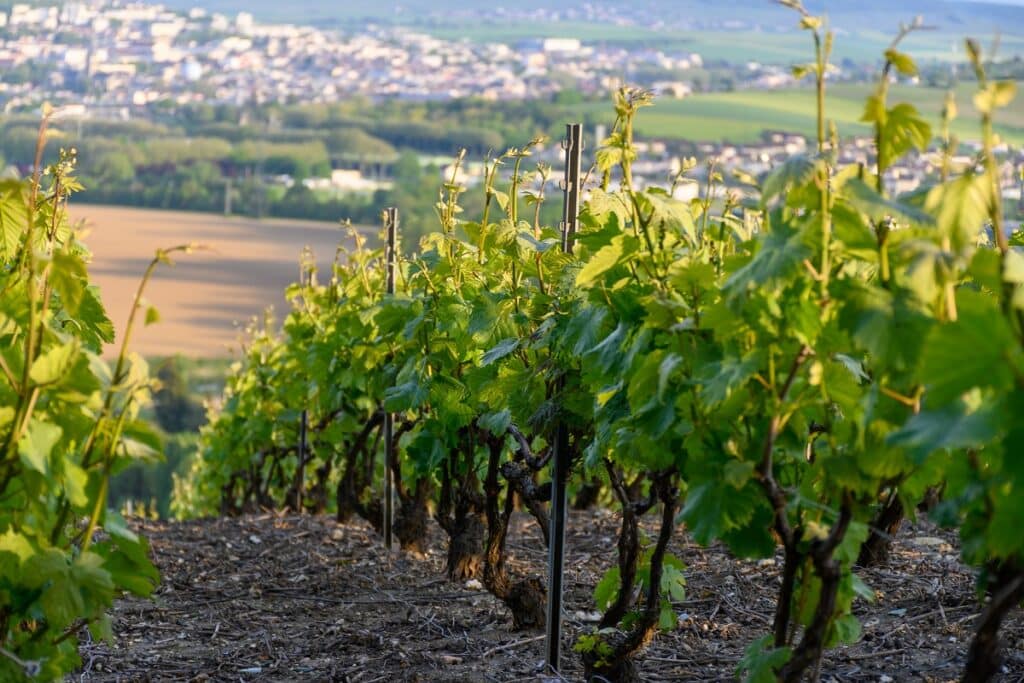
428, 23, 1024, 64
570, 82, 1024, 145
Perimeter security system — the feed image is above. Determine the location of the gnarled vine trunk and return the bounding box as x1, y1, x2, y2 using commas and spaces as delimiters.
572, 476, 602, 510
335, 410, 384, 523
443, 500, 484, 581
483, 436, 546, 630
436, 431, 485, 581
858, 491, 903, 567
394, 475, 432, 554
581, 470, 677, 683
962, 566, 1024, 683
776, 499, 854, 683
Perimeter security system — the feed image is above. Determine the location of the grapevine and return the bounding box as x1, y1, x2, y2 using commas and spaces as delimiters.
184, 11, 1023, 681
0, 119, 164, 680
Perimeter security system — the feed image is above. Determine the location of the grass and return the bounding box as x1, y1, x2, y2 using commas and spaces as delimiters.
570, 82, 1024, 145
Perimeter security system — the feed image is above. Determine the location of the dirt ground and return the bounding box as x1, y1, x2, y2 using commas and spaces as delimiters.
71, 205, 362, 358
74, 510, 1024, 682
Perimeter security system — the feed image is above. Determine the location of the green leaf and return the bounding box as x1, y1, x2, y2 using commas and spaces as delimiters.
659, 601, 676, 631
480, 338, 519, 367
838, 282, 931, 371
842, 178, 933, 226
643, 190, 697, 244
62, 462, 89, 507
492, 189, 509, 211
30, 340, 80, 386
920, 290, 1016, 405
761, 154, 821, 204
0, 530, 34, 579
724, 223, 810, 293
576, 234, 635, 288
0, 179, 28, 261
144, 306, 161, 326
830, 614, 862, 646
699, 353, 761, 406
988, 489, 1024, 557
594, 566, 621, 611
101, 545, 158, 597
721, 504, 776, 559
992, 81, 1018, 108
104, 509, 141, 546
860, 92, 886, 125
681, 480, 761, 545
799, 15, 821, 30
888, 400, 999, 463
76, 285, 116, 351
879, 103, 932, 165
885, 49, 917, 76
723, 460, 755, 489
72, 550, 115, 600
478, 409, 511, 436
657, 353, 684, 401
834, 354, 870, 383
851, 574, 876, 602
661, 561, 687, 601
924, 174, 990, 251
18, 419, 63, 475
405, 429, 446, 478
563, 305, 609, 357
738, 636, 791, 683
89, 614, 114, 644
974, 81, 1018, 114
384, 379, 428, 412
50, 250, 88, 315
120, 419, 163, 461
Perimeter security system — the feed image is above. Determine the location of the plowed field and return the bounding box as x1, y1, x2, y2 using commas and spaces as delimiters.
72, 205, 362, 358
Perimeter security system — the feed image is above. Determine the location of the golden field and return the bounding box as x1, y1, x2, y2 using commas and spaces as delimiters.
72, 205, 361, 358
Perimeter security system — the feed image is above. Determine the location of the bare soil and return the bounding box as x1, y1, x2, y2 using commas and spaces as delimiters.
75, 511, 1024, 682
71, 205, 363, 358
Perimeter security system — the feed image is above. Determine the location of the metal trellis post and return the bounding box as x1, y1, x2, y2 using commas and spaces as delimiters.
383, 207, 398, 551
545, 123, 582, 676
294, 262, 315, 515
294, 408, 308, 513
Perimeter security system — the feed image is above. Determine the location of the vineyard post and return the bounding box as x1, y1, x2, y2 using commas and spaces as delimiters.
292, 261, 314, 514
545, 122, 582, 675
383, 207, 398, 551
292, 408, 307, 512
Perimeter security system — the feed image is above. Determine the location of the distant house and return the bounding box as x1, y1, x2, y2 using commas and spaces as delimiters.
651, 81, 691, 99
542, 38, 582, 54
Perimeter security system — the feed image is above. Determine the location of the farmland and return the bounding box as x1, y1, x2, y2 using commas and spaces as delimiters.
571, 81, 1024, 144
72, 205, 361, 358
430, 23, 1024, 63
157, 0, 1024, 63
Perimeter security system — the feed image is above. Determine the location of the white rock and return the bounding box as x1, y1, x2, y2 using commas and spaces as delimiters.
910, 536, 944, 547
